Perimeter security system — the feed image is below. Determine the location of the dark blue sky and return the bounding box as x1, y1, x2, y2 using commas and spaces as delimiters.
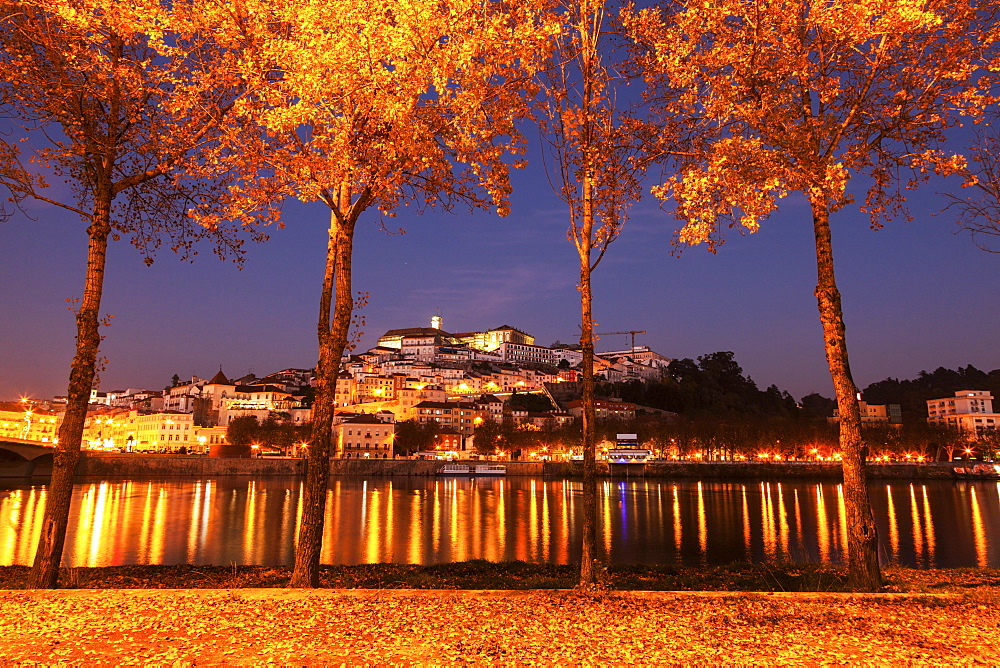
1, 149, 998, 403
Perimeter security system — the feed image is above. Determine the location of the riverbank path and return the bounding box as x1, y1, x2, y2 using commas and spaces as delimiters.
1, 588, 998, 663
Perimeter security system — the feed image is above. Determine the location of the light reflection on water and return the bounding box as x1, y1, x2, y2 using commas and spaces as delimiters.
0, 477, 997, 568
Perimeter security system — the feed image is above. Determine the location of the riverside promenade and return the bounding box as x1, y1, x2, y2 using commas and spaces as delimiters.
1, 586, 997, 663
63, 452, 967, 480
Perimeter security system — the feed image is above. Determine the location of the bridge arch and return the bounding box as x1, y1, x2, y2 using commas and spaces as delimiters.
0, 441, 56, 477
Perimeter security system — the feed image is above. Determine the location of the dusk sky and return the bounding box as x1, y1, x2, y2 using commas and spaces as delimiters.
2, 138, 998, 403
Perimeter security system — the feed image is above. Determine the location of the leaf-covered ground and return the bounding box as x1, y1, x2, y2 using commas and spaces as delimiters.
1, 587, 998, 664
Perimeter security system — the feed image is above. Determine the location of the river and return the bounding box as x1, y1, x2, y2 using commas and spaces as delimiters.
0, 476, 997, 568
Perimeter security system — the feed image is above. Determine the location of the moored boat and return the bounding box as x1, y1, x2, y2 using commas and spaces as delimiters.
473, 464, 506, 476
437, 463, 472, 475
953, 464, 1000, 479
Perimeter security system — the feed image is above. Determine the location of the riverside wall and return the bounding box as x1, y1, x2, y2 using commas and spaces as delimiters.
77, 452, 305, 477
65, 452, 968, 481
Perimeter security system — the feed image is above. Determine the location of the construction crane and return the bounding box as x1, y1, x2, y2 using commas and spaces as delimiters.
595, 330, 646, 350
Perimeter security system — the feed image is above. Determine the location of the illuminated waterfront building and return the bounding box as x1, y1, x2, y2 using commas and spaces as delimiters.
927, 390, 1000, 433
0, 403, 61, 442
336, 412, 396, 459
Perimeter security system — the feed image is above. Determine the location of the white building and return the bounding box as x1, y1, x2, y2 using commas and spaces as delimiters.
927, 390, 1000, 433
131, 411, 195, 452
597, 345, 671, 369
497, 341, 557, 366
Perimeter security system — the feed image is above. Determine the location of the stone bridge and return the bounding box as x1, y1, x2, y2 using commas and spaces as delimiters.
0, 438, 55, 477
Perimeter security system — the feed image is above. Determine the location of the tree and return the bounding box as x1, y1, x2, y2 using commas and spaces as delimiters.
627, 0, 997, 590
801, 393, 837, 420
226, 416, 260, 448
233, 0, 554, 587
0, 0, 277, 588
394, 419, 439, 456
506, 392, 555, 412
537, 0, 645, 587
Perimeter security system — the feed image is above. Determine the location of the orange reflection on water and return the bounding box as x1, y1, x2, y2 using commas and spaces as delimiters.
793, 489, 804, 555
407, 489, 423, 564
528, 479, 539, 562
909, 484, 925, 567
970, 486, 988, 568
886, 485, 899, 562
836, 485, 848, 558
555, 481, 569, 564
364, 483, 381, 564
150, 488, 167, 565
777, 483, 789, 558
243, 480, 257, 563
741, 485, 751, 560
672, 485, 681, 558
602, 481, 613, 557
0, 488, 45, 565
696, 482, 707, 562
761, 483, 776, 559
815, 485, 830, 563
497, 480, 508, 562
541, 481, 550, 562
921, 486, 936, 564
431, 480, 442, 559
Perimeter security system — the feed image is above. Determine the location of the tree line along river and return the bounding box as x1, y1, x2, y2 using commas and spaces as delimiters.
0, 476, 996, 569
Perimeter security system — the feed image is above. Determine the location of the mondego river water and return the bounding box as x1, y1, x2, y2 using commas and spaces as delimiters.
0, 476, 997, 568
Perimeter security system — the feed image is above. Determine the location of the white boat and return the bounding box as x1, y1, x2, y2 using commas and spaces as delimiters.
473, 464, 506, 476
438, 463, 472, 475
607, 448, 653, 463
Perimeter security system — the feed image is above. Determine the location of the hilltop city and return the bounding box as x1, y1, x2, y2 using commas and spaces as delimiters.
2, 317, 669, 457
2, 315, 998, 461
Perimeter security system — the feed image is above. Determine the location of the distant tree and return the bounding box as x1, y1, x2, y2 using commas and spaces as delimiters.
473, 419, 505, 454
0, 0, 278, 589
628, 0, 996, 591
171, 374, 181, 388
801, 393, 837, 420
506, 392, 555, 413
394, 419, 439, 456
226, 416, 260, 448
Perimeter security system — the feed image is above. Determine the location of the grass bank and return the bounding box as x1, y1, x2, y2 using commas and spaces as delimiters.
2, 560, 998, 593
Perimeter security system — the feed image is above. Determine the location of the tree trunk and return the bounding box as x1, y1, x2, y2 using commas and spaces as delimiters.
578, 256, 599, 586
810, 194, 883, 591
577, 30, 599, 584
290, 207, 356, 588
29, 186, 113, 589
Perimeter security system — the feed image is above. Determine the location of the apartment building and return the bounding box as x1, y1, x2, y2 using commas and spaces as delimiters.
566, 397, 637, 421
414, 401, 485, 437
336, 412, 396, 459
927, 390, 1000, 433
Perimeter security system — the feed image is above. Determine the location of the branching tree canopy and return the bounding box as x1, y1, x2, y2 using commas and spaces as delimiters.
225, 0, 557, 587
947, 115, 1000, 250
627, 0, 999, 590
0, 0, 279, 588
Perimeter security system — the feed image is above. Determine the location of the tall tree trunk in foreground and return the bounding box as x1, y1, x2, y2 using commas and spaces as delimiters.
574, 0, 602, 588
578, 231, 599, 586
29, 185, 113, 588
290, 204, 357, 588
810, 194, 882, 591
